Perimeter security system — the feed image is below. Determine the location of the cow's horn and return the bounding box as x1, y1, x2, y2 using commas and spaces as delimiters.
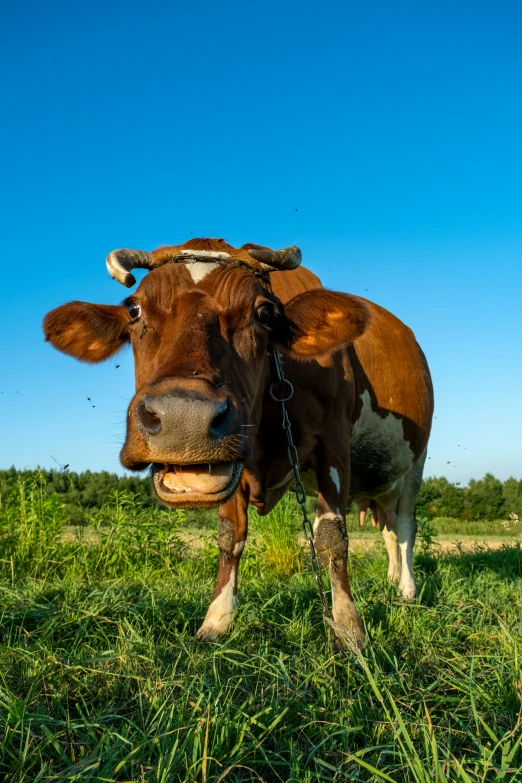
106, 249, 153, 288
247, 245, 302, 272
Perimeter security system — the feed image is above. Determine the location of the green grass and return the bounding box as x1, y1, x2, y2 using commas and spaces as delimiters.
0, 476, 521, 781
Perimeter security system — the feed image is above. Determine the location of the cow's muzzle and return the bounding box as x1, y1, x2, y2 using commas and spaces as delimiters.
121, 383, 248, 508
138, 393, 236, 442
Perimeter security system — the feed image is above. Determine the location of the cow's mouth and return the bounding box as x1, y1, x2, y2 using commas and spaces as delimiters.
152, 461, 243, 507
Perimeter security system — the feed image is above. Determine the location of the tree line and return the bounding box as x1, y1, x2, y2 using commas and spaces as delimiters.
1, 467, 521, 523
0, 468, 156, 525
417, 473, 521, 521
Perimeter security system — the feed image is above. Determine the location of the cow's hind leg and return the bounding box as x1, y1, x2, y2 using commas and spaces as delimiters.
379, 502, 400, 584
395, 449, 426, 600
359, 498, 402, 583
371, 451, 426, 599
196, 490, 248, 641
314, 460, 365, 651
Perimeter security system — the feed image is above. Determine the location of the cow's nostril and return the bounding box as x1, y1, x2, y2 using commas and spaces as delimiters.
138, 400, 162, 435
209, 399, 233, 438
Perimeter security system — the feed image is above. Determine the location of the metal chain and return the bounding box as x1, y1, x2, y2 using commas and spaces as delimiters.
267, 345, 341, 651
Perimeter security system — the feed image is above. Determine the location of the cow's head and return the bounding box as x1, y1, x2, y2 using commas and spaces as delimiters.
43, 239, 368, 508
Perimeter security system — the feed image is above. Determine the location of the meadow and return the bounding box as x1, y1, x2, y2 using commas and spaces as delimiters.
0, 473, 521, 782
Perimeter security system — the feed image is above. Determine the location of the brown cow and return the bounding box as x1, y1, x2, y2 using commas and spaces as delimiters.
43, 238, 433, 649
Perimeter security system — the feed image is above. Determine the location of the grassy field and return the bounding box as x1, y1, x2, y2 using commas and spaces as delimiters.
0, 477, 521, 782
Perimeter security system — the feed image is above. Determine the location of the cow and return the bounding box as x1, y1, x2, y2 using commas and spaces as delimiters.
43, 237, 433, 650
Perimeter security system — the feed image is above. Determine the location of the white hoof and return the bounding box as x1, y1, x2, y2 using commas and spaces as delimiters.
196, 623, 227, 641
196, 600, 235, 641
399, 580, 416, 601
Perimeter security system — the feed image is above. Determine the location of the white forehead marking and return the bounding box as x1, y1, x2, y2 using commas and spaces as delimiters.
187, 262, 220, 284
329, 467, 341, 494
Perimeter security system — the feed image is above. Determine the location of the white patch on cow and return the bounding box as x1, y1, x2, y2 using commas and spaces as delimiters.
187, 262, 220, 284
381, 525, 401, 583
329, 467, 341, 494
233, 541, 245, 557
398, 535, 416, 600
197, 567, 237, 638
351, 390, 414, 492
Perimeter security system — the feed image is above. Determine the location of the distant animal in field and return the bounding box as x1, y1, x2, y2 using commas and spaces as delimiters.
43, 237, 433, 650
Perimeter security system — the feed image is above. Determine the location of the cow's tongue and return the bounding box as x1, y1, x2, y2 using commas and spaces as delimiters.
162, 463, 233, 494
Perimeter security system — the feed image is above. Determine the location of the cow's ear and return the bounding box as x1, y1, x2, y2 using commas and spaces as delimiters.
43, 301, 129, 363
282, 290, 369, 357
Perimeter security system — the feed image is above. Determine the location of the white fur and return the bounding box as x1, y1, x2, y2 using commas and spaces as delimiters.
396, 451, 426, 600
187, 262, 220, 284
398, 523, 416, 599
197, 567, 237, 638
351, 390, 414, 488
381, 525, 401, 583
329, 466, 341, 494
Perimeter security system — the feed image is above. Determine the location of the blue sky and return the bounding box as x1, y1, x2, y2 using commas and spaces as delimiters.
2, 0, 521, 484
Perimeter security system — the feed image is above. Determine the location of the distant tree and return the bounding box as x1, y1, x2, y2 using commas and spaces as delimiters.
465, 473, 505, 520
1, 467, 520, 522
503, 477, 522, 517
417, 477, 445, 519
0, 466, 154, 518
439, 483, 465, 518
416, 476, 465, 519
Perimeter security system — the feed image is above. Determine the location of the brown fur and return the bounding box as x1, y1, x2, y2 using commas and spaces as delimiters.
43, 302, 129, 363
285, 291, 369, 357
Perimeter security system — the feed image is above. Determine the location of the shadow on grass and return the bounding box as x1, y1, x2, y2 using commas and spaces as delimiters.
416, 541, 522, 579
0, 580, 208, 649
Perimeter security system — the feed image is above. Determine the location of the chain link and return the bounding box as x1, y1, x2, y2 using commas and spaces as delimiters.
267, 345, 342, 651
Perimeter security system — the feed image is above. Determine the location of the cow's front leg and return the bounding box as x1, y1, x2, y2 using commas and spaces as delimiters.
196, 489, 248, 641
314, 464, 365, 651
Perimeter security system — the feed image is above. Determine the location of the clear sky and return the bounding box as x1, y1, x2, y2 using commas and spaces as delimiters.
2, 0, 521, 485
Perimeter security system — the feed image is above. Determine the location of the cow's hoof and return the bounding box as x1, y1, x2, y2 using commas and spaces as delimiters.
399, 580, 416, 601
196, 624, 226, 641
326, 618, 366, 654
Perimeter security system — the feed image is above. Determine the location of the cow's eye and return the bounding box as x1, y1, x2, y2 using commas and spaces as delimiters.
256, 304, 274, 327
127, 302, 142, 321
